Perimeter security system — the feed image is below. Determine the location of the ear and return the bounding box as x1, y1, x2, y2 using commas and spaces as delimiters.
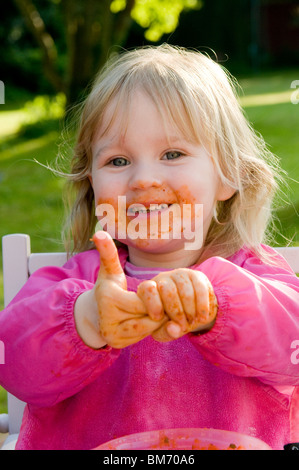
216, 182, 236, 202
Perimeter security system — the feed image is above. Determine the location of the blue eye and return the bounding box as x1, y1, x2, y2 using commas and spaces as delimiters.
108, 157, 129, 167
163, 151, 183, 160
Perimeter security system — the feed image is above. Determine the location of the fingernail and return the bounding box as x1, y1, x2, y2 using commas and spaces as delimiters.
154, 310, 164, 321
167, 323, 181, 339
95, 230, 106, 238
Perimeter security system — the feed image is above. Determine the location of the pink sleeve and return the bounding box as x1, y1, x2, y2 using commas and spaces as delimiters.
0, 251, 120, 407
190, 248, 299, 387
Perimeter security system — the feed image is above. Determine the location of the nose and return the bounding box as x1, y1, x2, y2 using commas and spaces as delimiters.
128, 163, 162, 190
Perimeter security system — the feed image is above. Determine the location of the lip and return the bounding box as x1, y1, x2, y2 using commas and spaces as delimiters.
127, 202, 174, 218
127, 201, 174, 208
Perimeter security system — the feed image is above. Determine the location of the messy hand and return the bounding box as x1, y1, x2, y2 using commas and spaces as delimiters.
137, 268, 218, 342
93, 231, 167, 348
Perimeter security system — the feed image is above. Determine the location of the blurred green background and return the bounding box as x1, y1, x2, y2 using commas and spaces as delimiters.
0, 0, 298, 417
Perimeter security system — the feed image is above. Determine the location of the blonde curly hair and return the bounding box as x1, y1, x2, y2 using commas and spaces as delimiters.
62, 44, 282, 261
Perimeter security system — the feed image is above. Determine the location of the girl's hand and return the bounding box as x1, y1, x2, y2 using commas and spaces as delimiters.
137, 268, 218, 342
92, 231, 167, 348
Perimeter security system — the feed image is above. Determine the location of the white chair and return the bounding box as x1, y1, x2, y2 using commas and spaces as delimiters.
0, 233, 299, 449
0, 234, 67, 450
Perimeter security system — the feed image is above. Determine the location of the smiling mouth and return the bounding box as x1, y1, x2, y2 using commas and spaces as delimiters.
127, 203, 172, 216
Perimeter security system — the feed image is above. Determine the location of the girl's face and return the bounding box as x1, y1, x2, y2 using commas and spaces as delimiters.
90, 90, 234, 267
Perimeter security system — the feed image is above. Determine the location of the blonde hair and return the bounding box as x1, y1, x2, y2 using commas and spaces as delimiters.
62, 44, 282, 260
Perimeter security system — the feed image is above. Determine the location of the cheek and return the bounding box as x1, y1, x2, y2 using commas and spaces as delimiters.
174, 183, 215, 231
175, 185, 196, 205
177, 172, 218, 202
96, 196, 120, 223
91, 170, 120, 201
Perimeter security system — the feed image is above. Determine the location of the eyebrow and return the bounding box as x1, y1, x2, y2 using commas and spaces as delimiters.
93, 134, 187, 159
94, 144, 108, 159
93, 141, 116, 160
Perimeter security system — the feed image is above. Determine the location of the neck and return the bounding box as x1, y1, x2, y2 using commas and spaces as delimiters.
127, 245, 202, 269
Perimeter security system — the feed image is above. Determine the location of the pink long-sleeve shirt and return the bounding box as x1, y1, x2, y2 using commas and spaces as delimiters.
1, 244, 299, 450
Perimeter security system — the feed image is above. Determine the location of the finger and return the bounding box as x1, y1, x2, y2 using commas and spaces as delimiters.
152, 320, 182, 343
105, 315, 168, 349
111, 286, 147, 315
189, 271, 211, 324
93, 231, 127, 289
208, 282, 218, 322
166, 321, 182, 339
156, 277, 188, 332
137, 280, 164, 321
100, 284, 147, 315
99, 309, 149, 348
169, 270, 196, 324
118, 315, 167, 340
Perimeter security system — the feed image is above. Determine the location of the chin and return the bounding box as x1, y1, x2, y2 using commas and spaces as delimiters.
116, 235, 187, 254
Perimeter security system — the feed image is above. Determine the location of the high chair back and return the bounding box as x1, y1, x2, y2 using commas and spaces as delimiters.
1, 234, 67, 449
1, 233, 299, 449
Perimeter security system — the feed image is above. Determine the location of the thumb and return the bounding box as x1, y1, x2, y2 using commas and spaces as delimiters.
93, 231, 127, 289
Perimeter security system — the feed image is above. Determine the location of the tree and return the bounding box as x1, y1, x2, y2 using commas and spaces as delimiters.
13, 0, 202, 106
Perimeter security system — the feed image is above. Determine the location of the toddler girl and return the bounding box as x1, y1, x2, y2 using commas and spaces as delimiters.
1, 44, 299, 450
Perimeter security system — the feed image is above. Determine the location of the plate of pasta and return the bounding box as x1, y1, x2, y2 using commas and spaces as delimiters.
94, 427, 272, 450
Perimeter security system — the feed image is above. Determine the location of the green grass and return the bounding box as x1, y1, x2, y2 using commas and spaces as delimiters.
0, 70, 298, 414
238, 70, 299, 245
